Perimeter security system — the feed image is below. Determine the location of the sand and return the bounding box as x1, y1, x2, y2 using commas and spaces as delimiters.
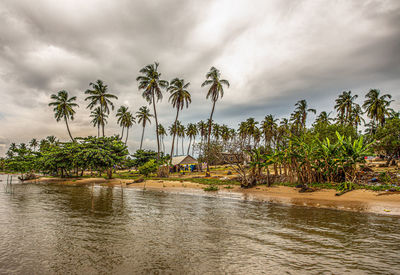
28, 177, 400, 216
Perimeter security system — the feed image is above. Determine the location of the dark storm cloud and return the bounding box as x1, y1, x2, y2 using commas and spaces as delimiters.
0, 0, 399, 156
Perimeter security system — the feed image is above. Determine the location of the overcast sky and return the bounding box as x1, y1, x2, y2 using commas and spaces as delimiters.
0, 0, 399, 156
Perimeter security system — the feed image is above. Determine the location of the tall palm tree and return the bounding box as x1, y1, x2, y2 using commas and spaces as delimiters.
116, 106, 129, 139
178, 123, 185, 155
48, 90, 79, 141
90, 107, 108, 137
136, 106, 153, 150
261, 115, 278, 149
186, 123, 198, 155
123, 112, 136, 145
291, 99, 316, 131
169, 122, 179, 155
350, 103, 365, 130
136, 62, 169, 159
29, 138, 38, 151
158, 124, 167, 154
363, 89, 393, 126
167, 78, 191, 157
85, 80, 118, 137
314, 111, 333, 126
201, 67, 230, 174
334, 91, 358, 125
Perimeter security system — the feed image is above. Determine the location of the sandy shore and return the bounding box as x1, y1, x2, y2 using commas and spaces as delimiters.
28, 177, 400, 216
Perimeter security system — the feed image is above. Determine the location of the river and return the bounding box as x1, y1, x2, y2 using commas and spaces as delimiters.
0, 174, 399, 274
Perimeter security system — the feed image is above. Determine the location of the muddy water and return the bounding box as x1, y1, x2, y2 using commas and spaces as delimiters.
0, 175, 399, 274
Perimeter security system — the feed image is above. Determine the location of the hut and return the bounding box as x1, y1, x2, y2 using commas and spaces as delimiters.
171, 155, 198, 172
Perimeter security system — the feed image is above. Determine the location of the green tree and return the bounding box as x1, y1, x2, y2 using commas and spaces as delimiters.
363, 89, 393, 127
167, 78, 191, 157
116, 106, 129, 139
136, 62, 169, 159
85, 80, 118, 137
158, 124, 167, 154
90, 107, 108, 137
186, 123, 198, 155
136, 106, 153, 150
29, 138, 38, 151
48, 90, 79, 141
334, 91, 358, 125
201, 67, 230, 174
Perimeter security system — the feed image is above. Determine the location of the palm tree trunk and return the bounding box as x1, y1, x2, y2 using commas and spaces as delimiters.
102, 122, 105, 137
176, 136, 179, 155
140, 126, 145, 150
125, 127, 129, 144
170, 108, 179, 157
206, 100, 216, 174
121, 126, 125, 140
187, 137, 192, 155
64, 116, 74, 141
181, 136, 184, 155
97, 125, 100, 137
192, 136, 196, 156
152, 91, 160, 159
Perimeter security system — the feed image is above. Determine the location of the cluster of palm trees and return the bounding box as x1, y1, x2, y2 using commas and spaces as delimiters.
48, 63, 230, 161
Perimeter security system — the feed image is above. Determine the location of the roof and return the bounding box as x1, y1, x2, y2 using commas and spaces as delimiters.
171, 155, 198, 165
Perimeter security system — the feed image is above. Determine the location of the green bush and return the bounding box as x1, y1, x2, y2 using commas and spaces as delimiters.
378, 172, 392, 183
138, 159, 158, 177
203, 185, 219, 191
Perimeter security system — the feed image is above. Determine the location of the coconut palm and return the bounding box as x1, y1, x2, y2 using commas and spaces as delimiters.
116, 106, 129, 139
123, 112, 136, 145
136, 106, 153, 150
48, 90, 79, 141
350, 104, 365, 130
261, 115, 278, 149
363, 89, 393, 126
334, 91, 358, 125
136, 62, 169, 158
158, 124, 167, 154
46, 135, 57, 144
29, 138, 38, 151
167, 78, 191, 157
186, 123, 198, 155
178, 123, 185, 155
201, 67, 230, 174
90, 107, 108, 137
291, 100, 316, 131
168, 122, 179, 155
84, 80, 118, 137
314, 111, 333, 126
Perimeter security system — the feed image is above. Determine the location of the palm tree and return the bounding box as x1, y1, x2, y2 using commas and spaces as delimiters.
136, 62, 169, 159
314, 111, 333, 126
46, 135, 57, 144
84, 80, 118, 137
123, 112, 135, 145
136, 106, 153, 150
363, 89, 393, 126
261, 115, 278, 149
48, 90, 79, 141
169, 122, 179, 155
90, 107, 108, 137
201, 67, 230, 174
186, 123, 198, 155
167, 78, 191, 157
158, 124, 167, 154
116, 106, 129, 139
334, 91, 358, 125
291, 100, 316, 131
350, 104, 365, 130
29, 138, 38, 151
178, 123, 185, 155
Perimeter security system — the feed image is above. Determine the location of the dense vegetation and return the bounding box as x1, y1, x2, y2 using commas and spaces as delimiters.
1, 62, 399, 190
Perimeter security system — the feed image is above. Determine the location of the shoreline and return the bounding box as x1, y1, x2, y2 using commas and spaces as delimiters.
27, 176, 400, 216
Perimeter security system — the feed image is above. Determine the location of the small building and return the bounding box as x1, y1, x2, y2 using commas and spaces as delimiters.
171, 155, 198, 172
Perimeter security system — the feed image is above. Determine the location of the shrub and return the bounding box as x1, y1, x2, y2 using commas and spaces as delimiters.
138, 159, 158, 177
203, 185, 219, 191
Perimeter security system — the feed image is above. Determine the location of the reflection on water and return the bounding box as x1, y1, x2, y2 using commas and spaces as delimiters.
0, 174, 399, 274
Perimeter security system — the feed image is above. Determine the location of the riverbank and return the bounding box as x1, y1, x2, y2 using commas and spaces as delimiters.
26, 176, 400, 216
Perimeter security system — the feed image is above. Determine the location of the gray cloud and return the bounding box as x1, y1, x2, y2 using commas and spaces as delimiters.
0, 0, 399, 156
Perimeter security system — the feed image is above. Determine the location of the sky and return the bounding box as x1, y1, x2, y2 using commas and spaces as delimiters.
0, 0, 399, 156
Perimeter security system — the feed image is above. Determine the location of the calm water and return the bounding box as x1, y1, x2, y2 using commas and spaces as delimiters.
0, 175, 399, 275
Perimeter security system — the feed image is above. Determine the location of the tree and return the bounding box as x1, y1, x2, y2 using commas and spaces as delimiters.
201, 66, 230, 174
85, 80, 118, 137
48, 90, 79, 141
90, 107, 108, 137
314, 111, 332, 126
186, 123, 197, 155
261, 115, 278, 149
131, 149, 158, 167
29, 138, 38, 151
291, 99, 316, 132
116, 106, 129, 139
123, 112, 135, 145
136, 62, 169, 159
363, 89, 393, 127
374, 117, 400, 164
334, 91, 358, 125
167, 78, 191, 157
138, 159, 158, 177
136, 106, 153, 150
178, 123, 185, 155
158, 124, 167, 154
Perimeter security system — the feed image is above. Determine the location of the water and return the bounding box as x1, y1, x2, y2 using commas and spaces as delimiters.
0, 175, 399, 274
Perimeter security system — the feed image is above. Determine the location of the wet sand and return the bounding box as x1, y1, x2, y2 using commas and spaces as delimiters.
29, 177, 400, 216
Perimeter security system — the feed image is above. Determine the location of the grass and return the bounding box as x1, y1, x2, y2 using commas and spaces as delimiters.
203, 185, 219, 191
